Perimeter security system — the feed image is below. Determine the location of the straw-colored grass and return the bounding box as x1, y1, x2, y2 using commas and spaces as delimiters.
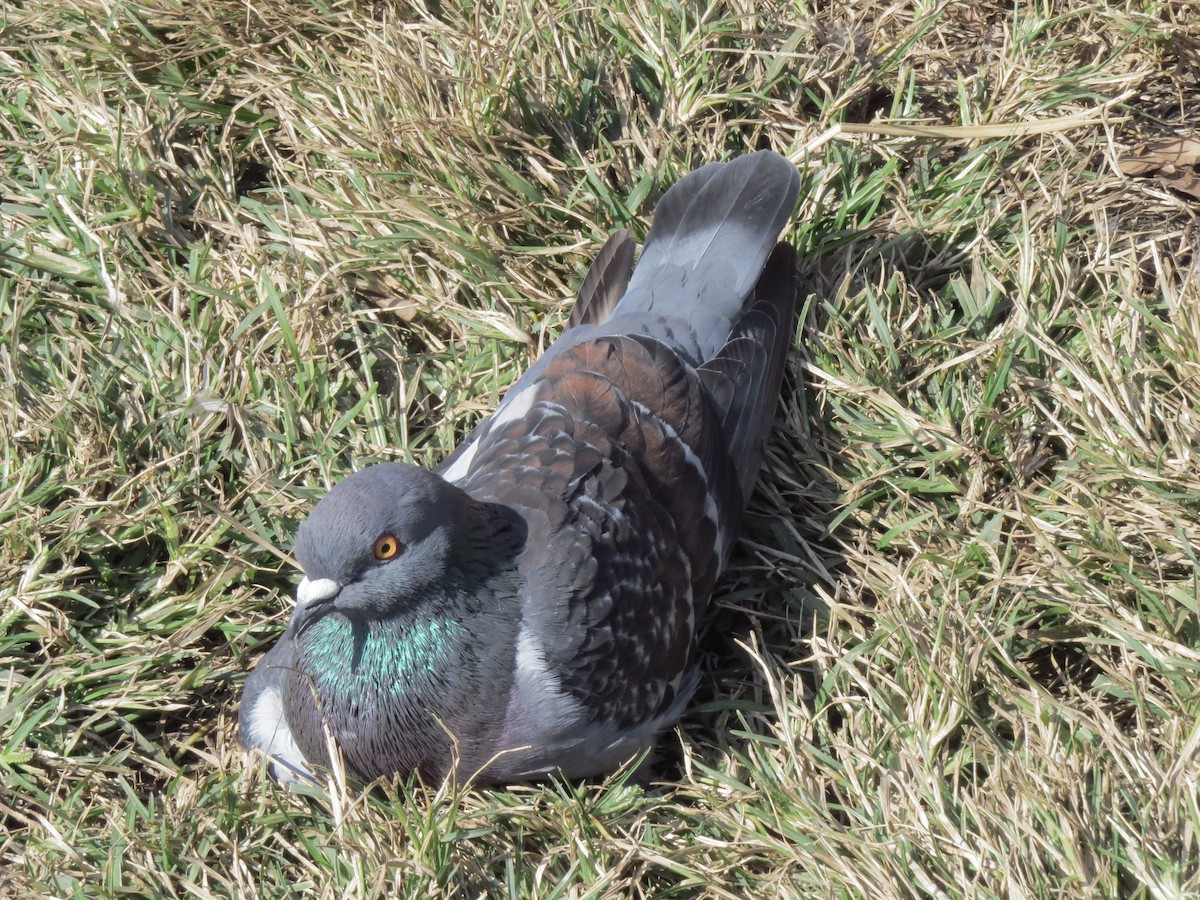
3, 0, 1198, 895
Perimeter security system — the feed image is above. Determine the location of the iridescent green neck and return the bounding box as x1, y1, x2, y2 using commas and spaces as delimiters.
301, 614, 463, 699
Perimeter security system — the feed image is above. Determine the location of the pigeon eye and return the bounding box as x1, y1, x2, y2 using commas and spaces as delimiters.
373, 533, 402, 561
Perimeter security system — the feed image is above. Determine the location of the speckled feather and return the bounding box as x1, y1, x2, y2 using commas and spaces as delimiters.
239, 151, 801, 784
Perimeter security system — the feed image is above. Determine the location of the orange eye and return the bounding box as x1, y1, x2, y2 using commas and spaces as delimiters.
373, 533, 402, 561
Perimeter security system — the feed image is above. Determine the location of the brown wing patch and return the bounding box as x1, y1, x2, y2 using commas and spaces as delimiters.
457, 335, 741, 725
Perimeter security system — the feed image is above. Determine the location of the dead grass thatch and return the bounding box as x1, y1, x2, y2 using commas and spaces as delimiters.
2, 0, 1199, 895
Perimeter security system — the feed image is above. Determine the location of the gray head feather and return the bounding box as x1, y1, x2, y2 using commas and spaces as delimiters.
293, 463, 468, 620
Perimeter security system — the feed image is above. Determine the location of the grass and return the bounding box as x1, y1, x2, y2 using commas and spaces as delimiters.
2, 0, 1199, 895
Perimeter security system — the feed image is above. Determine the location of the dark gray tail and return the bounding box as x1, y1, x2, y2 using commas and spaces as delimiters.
596, 150, 799, 363
698, 243, 797, 504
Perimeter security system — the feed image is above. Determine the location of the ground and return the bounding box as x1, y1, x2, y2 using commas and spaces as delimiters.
2, 0, 1199, 896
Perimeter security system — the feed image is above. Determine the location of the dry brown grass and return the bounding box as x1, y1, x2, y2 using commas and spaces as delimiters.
2, 0, 1199, 895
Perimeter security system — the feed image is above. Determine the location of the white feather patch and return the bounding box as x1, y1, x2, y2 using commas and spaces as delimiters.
245, 685, 309, 784
442, 383, 541, 483
505, 627, 584, 737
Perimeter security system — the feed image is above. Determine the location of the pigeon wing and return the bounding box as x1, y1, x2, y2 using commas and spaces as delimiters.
455, 334, 741, 727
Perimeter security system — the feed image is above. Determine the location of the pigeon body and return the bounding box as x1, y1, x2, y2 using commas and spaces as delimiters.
239, 150, 801, 783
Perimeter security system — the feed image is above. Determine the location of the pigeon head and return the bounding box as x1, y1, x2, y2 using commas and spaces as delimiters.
290, 463, 477, 627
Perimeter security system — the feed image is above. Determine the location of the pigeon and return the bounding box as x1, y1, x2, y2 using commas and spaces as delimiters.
239, 150, 801, 784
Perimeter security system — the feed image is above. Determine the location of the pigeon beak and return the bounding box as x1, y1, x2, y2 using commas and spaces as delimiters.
298, 576, 341, 608
292, 576, 342, 634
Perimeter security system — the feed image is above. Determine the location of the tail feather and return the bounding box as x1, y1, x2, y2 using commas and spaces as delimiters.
569, 229, 635, 328
698, 242, 798, 505
611, 151, 800, 362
